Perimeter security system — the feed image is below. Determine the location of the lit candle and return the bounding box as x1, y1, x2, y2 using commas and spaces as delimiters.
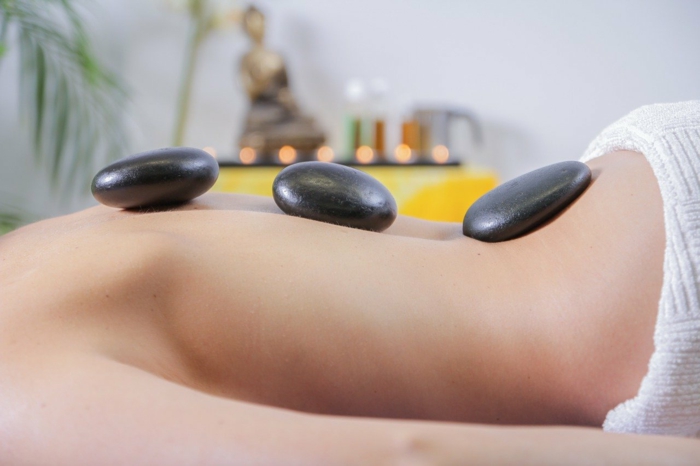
278, 145, 297, 165
356, 145, 374, 164
203, 146, 218, 158
239, 147, 256, 164
431, 145, 449, 164
317, 146, 334, 162
394, 144, 412, 163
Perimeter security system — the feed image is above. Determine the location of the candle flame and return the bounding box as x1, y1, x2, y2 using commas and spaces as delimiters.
356, 146, 374, 164
239, 147, 256, 164
203, 146, 218, 158
317, 146, 334, 162
279, 145, 297, 165
431, 145, 449, 164
394, 144, 412, 163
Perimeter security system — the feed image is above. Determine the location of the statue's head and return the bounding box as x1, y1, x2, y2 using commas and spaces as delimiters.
243, 5, 265, 44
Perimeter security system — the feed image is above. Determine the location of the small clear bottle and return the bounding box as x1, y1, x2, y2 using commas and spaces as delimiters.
368, 78, 389, 161
343, 79, 367, 162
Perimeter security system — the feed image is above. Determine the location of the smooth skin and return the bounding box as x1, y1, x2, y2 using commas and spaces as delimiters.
0, 151, 698, 464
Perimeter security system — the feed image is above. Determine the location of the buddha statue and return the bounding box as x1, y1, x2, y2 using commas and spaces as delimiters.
238, 6, 325, 161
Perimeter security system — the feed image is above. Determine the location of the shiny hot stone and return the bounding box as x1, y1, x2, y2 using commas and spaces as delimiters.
273, 161, 397, 232
463, 161, 591, 242
91, 147, 219, 209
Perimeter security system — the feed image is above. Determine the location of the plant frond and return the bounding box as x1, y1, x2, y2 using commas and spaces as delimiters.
0, 212, 23, 234
4, 0, 130, 198
0, 195, 29, 235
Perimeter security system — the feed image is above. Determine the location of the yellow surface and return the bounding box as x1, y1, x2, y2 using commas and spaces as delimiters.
213, 164, 498, 222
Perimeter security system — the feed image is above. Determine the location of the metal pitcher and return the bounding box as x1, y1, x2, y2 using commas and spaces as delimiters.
412, 107, 483, 164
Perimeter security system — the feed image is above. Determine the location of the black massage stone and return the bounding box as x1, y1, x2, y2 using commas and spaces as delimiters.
273, 161, 397, 232
91, 147, 219, 209
463, 161, 591, 242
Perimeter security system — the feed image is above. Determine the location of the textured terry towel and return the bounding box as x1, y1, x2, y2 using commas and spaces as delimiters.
580, 101, 700, 437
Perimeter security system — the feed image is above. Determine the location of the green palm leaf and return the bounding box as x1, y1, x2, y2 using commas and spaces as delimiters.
0, 214, 22, 235
2, 0, 129, 198
0, 196, 28, 235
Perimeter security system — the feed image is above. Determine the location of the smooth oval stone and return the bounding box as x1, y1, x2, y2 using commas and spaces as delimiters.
91, 147, 219, 209
463, 161, 591, 242
273, 161, 397, 232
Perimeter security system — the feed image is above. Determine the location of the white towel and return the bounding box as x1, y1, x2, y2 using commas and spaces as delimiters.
580, 101, 700, 437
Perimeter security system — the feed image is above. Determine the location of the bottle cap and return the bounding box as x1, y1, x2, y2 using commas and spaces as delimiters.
345, 79, 366, 101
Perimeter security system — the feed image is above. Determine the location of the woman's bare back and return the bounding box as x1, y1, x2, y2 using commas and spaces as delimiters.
0, 151, 686, 465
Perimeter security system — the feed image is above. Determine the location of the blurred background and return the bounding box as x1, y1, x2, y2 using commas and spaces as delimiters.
1, 0, 699, 228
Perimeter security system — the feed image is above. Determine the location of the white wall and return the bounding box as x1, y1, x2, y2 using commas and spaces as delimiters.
2, 0, 699, 218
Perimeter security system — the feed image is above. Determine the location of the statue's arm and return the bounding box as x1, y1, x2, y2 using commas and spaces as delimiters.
239, 55, 264, 101
276, 66, 299, 113
3, 354, 699, 465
